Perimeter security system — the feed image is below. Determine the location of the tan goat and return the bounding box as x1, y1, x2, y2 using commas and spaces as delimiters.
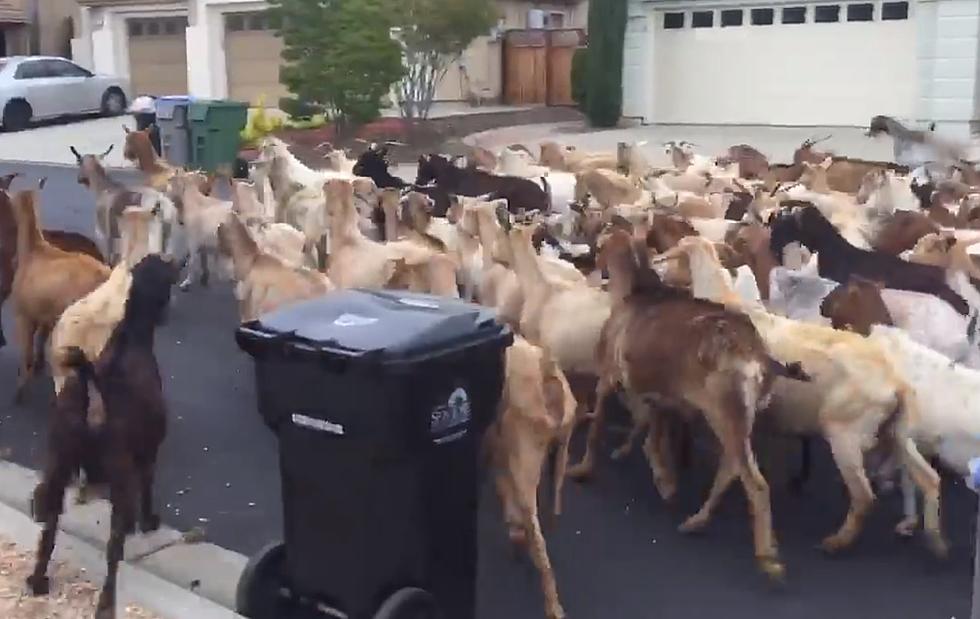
217, 214, 334, 322
486, 336, 576, 619
10, 188, 109, 402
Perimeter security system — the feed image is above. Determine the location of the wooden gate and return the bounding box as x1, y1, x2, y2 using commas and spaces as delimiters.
503, 29, 586, 106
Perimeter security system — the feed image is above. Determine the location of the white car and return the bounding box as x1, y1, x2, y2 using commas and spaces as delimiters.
0, 56, 130, 132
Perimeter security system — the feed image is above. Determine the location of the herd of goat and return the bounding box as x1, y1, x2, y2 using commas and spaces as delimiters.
1, 115, 980, 618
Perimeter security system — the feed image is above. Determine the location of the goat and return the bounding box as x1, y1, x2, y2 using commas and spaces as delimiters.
72, 145, 145, 265
10, 187, 110, 402
29, 255, 179, 619
417, 154, 550, 214
231, 180, 309, 268
170, 171, 233, 289
660, 235, 948, 557
867, 115, 965, 169
217, 214, 334, 321
486, 337, 575, 619
576, 168, 644, 210
0, 175, 104, 349
122, 126, 176, 192
539, 141, 617, 174
769, 205, 969, 315
579, 229, 795, 580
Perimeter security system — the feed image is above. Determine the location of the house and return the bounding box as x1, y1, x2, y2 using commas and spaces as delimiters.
621, 0, 980, 137
71, 0, 588, 107
0, 0, 78, 57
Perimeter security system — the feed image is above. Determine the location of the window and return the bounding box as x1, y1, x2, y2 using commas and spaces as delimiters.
721, 9, 743, 26
847, 3, 874, 21
691, 11, 714, 28
782, 6, 807, 23
14, 60, 47, 80
663, 12, 685, 29
128, 20, 143, 36
882, 1, 909, 20
45, 59, 91, 78
226, 14, 246, 31
751, 8, 774, 25
814, 5, 840, 22
163, 19, 178, 35
544, 12, 566, 28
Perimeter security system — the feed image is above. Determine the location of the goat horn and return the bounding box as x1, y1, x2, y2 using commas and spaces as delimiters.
37, 177, 47, 190
70, 146, 82, 161
100, 144, 115, 158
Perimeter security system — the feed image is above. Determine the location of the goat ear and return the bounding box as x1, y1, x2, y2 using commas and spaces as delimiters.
37, 177, 47, 190
123, 125, 131, 134
0, 172, 19, 191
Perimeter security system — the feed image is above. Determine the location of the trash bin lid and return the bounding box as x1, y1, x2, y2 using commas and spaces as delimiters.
156, 96, 194, 120
237, 289, 511, 367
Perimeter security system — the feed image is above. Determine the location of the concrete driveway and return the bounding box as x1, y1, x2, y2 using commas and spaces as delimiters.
0, 117, 136, 168
467, 121, 980, 167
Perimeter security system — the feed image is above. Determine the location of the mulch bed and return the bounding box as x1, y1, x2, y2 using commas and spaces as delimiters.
241, 106, 584, 168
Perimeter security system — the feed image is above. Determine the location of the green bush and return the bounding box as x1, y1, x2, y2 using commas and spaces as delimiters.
571, 47, 588, 110
278, 97, 325, 120
584, 0, 627, 128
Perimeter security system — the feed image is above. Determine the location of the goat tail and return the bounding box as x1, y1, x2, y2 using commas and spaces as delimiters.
61, 346, 92, 373
767, 357, 811, 382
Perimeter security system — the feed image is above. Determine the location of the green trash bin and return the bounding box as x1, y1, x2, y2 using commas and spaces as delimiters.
188, 100, 249, 172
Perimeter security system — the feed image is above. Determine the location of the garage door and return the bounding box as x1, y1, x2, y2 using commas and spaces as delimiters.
127, 16, 188, 97
225, 12, 288, 106
650, 2, 916, 126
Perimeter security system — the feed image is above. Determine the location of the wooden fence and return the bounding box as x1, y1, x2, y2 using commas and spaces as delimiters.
503, 29, 586, 107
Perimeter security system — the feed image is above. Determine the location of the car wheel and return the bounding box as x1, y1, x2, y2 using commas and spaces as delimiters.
101, 89, 127, 117
2, 100, 31, 132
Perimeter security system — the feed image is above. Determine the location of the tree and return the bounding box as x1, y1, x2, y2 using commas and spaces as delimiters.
583, 0, 628, 127
267, 0, 405, 128
391, 0, 499, 120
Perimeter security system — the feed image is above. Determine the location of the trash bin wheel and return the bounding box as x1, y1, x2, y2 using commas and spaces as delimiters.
236, 541, 290, 618
374, 588, 439, 619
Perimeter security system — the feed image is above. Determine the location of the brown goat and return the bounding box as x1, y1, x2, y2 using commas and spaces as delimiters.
122, 126, 176, 192
871, 211, 940, 256
28, 254, 178, 619
0, 176, 104, 349
821, 277, 895, 335
10, 188, 109, 402
573, 229, 791, 580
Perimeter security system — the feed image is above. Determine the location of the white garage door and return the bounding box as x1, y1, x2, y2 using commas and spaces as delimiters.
128, 16, 188, 97
650, 2, 916, 126
224, 12, 288, 106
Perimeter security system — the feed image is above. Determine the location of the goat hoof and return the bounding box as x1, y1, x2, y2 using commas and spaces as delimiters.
546, 603, 567, 619
818, 534, 851, 555
178, 281, 191, 292
566, 462, 593, 482
678, 513, 710, 534
26, 574, 50, 596
95, 603, 116, 619
139, 515, 161, 533
758, 557, 786, 583
894, 518, 918, 538
926, 534, 950, 559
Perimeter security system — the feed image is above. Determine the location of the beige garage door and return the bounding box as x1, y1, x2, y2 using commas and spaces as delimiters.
225, 12, 288, 106
127, 16, 188, 97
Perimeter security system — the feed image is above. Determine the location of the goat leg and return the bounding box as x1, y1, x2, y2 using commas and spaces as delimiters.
610, 415, 649, 461
138, 459, 161, 533
643, 413, 678, 503
98, 476, 137, 619
567, 377, 614, 481
27, 463, 72, 596
821, 427, 874, 554
13, 315, 37, 405
787, 437, 812, 494
199, 248, 211, 287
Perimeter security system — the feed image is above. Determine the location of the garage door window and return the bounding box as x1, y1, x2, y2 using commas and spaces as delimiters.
881, 1, 909, 20
226, 12, 277, 32
663, 12, 685, 29
814, 5, 840, 23
751, 8, 774, 25
129, 17, 189, 38
846, 3, 874, 21
691, 11, 714, 28
782, 6, 807, 23
721, 9, 743, 27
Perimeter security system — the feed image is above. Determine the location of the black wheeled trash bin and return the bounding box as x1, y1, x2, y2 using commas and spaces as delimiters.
235, 289, 513, 619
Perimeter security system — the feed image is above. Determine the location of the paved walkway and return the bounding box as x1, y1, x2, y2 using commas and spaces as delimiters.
0, 117, 137, 168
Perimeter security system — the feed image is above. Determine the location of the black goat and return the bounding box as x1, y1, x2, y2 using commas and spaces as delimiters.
416, 153, 550, 213
28, 254, 179, 619
769, 205, 969, 315
354, 146, 451, 216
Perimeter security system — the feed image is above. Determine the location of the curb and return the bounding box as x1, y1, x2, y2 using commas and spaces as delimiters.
0, 461, 248, 619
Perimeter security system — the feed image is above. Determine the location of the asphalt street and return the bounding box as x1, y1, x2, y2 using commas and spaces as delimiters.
0, 161, 974, 619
